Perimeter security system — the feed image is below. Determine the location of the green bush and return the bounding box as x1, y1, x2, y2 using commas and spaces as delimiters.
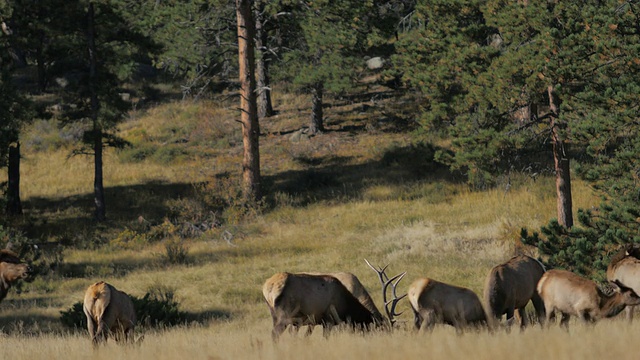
163, 237, 189, 265
117, 143, 159, 163
151, 145, 189, 164
110, 228, 151, 249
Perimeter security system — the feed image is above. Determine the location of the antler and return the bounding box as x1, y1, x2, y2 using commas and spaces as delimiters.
365, 259, 407, 326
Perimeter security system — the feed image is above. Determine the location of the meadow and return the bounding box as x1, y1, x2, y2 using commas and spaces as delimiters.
1, 86, 631, 359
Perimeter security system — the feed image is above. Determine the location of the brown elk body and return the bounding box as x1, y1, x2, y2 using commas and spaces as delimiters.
83, 281, 136, 345
483, 255, 546, 328
291, 271, 385, 335
607, 245, 640, 320
408, 277, 487, 331
0, 249, 34, 303
263, 272, 377, 340
325, 272, 385, 323
537, 269, 640, 328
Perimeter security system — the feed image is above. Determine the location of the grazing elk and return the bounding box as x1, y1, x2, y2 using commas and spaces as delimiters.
291, 271, 387, 335
263, 264, 404, 341
483, 255, 546, 329
537, 269, 640, 329
607, 244, 640, 320
83, 281, 137, 345
408, 277, 487, 332
0, 249, 34, 304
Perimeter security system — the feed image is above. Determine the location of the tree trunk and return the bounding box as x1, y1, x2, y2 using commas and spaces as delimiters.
236, 0, 261, 202
6, 142, 22, 215
310, 82, 324, 134
255, 0, 274, 119
36, 31, 47, 93
87, 2, 106, 221
548, 85, 573, 228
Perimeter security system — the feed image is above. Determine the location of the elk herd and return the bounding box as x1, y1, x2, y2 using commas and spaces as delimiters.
262, 244, 640, 340
2, 244, 640, 345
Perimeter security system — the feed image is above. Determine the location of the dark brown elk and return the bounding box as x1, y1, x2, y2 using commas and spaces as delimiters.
262, 267, 404, 341
483, 255, 546, 329
303, 271, 386, 323
290, 271, 388, 335
607, 244, 640, 320
83, 281, 137, 345
408, 277, 487, 332
263, 273, 373, 340
0, 249, 34, 304
537, 269, 640, 328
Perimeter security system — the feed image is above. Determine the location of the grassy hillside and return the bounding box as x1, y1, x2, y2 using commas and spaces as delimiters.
0, 84, 617, 359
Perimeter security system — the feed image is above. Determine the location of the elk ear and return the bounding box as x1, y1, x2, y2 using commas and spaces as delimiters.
608, 280, 622, 293
611, 280, 635, 293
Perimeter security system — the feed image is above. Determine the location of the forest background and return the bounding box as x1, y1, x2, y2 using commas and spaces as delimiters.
0, 1, 639, 358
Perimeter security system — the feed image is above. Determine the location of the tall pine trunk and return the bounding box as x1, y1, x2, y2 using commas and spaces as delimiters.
255, 0, 273, 119
6, 142, 22, 215
36, 32, 47, 93
310, 82, 324, 134
236, 0, 261, 202
548, 85, 573, 228
87, 2, 106, 221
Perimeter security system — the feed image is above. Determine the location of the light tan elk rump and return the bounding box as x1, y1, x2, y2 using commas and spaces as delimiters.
83, 281, 136, 345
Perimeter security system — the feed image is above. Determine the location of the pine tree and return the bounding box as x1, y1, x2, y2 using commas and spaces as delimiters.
519, 0, 640, 277
41, 1, 159, 221
275, 0, 378, 134
0, 2, 32, 216
393, 0, 640, 230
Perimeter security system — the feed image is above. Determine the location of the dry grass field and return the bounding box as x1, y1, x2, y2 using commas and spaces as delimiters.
1, 85, 629, 359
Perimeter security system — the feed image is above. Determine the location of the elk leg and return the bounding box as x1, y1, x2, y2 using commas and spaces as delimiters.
505, 307, 515, 330
125, 327, 134, 344
272, 322, 287, 342
321, 322, 334, 338
531, 292, 546, 326
517, 307, 528, 329
626, 305, 635, 322
419, 309, 436, 333
412, 308, 422, 331
560, 313, 570, 330
86, 315, 97, 343
505, 307, 515, 323
93, 319, 109, 345
272, 313, 290, 342
543, 308, 555, 329
304, 325, 314, 337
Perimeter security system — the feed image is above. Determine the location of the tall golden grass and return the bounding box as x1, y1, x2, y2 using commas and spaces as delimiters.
1, 318, 639, 360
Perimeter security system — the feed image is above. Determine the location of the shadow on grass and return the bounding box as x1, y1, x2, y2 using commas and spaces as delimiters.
0, 313, 63, 335
0, 309, 233, 336
18, 140, 463, 242
52, 244, 313, 279
0, 295, 59, 309
263, 141, 463, 207
183, 309, 233, 325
